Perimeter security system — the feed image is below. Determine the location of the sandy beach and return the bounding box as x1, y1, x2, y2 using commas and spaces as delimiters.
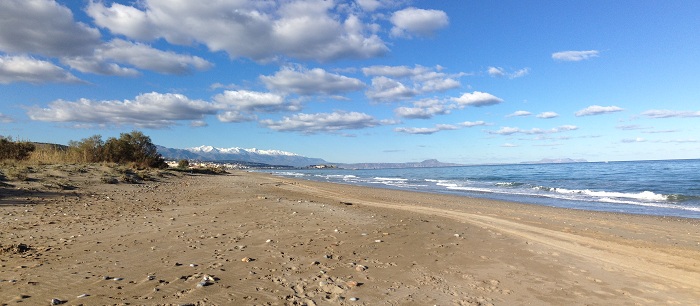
1, 167, 699, 305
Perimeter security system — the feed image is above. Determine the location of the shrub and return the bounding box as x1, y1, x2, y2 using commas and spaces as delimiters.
177, 159, 190, 169
0, 137, 35, 160
103, 131, 166, 169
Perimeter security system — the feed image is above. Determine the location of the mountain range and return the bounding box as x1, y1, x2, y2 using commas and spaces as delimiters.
156, 145, 326, 167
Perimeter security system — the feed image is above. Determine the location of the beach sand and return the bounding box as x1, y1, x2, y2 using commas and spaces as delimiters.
1, 167, 699, 305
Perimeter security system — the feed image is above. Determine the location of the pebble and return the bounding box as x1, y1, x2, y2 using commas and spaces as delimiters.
349, 297, 359, 301
355, 265, 367, 272
50, 298, 64, 305
77, 293, 89, 298
241, 257, 253, 262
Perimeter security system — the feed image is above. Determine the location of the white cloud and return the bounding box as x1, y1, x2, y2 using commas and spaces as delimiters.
261, 66, 365, 95
190, 120, 208, 127
363, 65, 462, 101
63, 39, 213, 76
552, 50, 600, 62
501, 143, 517, 147
394, 124, 457, 135
507, 110, 532, 117
362, 65, 431, 78
621, 137, 646, 143
213, 90, 299, 113
575, 105, 624, 116
27, 92, 216, 129
260, 111, 382, 133
390, 7, 449, 38
366, 76, 419, 102
487, 66, 529, 79
216, 111, 255, 123
641, 109, 700, 118
87, 0, 389, 62
0, 0, 101, 57
0, 55, 83, 84
394, 99, 453, 119
536, 111, 559, 119
459, 121, 487, 127
489, 125, 578, 135
452, 91, 504, 107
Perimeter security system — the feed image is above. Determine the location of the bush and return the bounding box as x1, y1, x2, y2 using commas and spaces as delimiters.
0, 137, 35, 160
177, 159, 190, 169
103, 131, 166, 168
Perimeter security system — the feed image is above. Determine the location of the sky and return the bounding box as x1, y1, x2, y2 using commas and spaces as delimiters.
1, 0, 699, 164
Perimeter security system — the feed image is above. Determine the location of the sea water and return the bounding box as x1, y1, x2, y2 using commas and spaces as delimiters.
265, 159, 700, 219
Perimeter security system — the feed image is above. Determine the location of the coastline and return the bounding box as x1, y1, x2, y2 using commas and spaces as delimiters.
1, 169, 699, 305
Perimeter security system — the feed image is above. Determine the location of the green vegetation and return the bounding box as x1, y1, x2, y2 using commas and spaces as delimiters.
2, 131, 165, 168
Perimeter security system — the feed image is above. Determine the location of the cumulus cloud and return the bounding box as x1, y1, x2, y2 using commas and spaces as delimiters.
394, 99, 453, 119
87, 0, 389, 62
575, 105, 624, 116
366, 76, 420, 102
489, 125, 578, 135
641, 109, 700, 118
390, 7, 449, 38
362, 64, 462, 102
259, 111, 382, 133
213, 90, 299, 113
487, 66, 529, 79
0, 55, 83, 84
507, 110, 532, 117
0, 0, 101, 57
536, 111, 559, 119
452, 91, 504, 107
216, 111, 255, 123
552, 50, 599, 62
63, 39, 213, 76
27, 92, 215, 129
261, 66, 365, 95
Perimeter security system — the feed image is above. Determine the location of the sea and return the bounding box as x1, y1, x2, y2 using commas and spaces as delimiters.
263, 159, 700, 219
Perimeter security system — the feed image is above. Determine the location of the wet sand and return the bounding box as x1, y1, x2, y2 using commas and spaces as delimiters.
1, 169, 699, 305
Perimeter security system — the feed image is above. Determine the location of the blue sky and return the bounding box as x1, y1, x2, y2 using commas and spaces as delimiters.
1, 0, 699, 164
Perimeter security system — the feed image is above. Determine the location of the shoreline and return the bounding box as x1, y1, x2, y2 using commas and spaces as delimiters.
262, 167, 700, 220
1, 169, 699, 305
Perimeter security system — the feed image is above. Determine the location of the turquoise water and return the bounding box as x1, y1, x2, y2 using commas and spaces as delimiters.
266, 159, 700, 219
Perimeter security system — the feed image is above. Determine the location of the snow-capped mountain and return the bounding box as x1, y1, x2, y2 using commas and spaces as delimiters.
157, 145, 327, 167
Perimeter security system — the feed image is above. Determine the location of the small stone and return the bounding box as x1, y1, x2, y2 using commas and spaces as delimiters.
50, 298, 64, 305
346, 280, 359, 288
454, 234, 461, 237
241, 257, 253, 262
374, 239, 382, 243
77, 293, 89, 298
349, 297, 359, 301
355, 265, 367, 272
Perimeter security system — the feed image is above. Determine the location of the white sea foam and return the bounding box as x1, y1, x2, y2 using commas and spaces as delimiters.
550, 188, 668, 202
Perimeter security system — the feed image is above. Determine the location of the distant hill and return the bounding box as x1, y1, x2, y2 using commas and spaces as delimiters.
156, 145, 327, 168
334, 159, 463, 169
